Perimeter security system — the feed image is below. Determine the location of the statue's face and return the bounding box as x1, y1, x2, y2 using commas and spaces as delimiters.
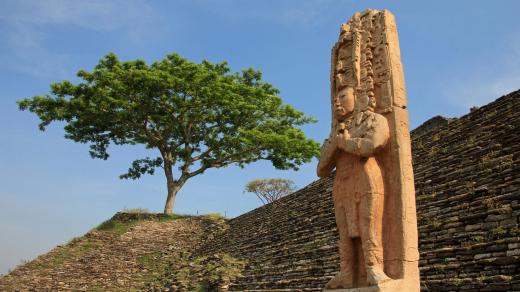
334, 87, 355, 121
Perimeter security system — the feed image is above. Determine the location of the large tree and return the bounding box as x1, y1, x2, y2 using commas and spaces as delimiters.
18, 53, 320, 214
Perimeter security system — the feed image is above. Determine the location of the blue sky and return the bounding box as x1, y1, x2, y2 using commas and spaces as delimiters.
1, 0, 519, 274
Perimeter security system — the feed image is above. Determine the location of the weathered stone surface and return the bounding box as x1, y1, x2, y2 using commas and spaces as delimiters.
413, 90, 520, 291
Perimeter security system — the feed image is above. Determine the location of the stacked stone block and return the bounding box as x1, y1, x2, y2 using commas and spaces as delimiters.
412, 90, 520, 291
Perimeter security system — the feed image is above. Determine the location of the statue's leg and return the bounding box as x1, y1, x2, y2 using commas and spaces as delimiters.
360, 192, 390, 285
354, 237, 367, 287
326, 204, 354, 289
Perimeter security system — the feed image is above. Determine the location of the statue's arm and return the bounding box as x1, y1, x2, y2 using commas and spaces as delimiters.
317, 137, 337, 177
339, 115, 390, 157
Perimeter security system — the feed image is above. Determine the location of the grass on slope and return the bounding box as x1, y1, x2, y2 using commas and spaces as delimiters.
0, 212, 231, 291
95, 213, 190, 234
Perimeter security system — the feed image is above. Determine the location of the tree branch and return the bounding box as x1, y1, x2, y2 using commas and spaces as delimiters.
179, 120, 195, 177
255, 193, 267, 205
191, 145, 215, 162
143, 120, 162, 145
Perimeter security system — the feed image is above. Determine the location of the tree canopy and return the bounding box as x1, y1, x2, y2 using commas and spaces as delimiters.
18, 52, 320, 214
245, 178, 296, 205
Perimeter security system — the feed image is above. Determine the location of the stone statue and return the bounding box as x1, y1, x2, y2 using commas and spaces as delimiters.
318, 9, 420, 291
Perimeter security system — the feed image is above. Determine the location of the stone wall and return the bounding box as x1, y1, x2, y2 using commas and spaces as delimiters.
198, 90, 520, 291
196, 175, 338, 291
412, 90, 520, 291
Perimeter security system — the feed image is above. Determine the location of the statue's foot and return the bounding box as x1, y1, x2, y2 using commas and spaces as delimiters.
325, 271, 353, 289
366, 266, 391, 286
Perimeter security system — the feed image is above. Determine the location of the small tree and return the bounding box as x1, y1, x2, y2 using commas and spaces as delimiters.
244, 178, 296, 205
18, 53, 320, 214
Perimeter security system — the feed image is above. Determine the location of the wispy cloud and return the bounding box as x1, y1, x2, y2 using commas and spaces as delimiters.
0, 0, 161, 78
0, 0, 161, 40
442, 32, 520, 110
280, 0, 337, 28
192, 0, 337, 28
1, 20, 71, 78
446, 73, 520, 110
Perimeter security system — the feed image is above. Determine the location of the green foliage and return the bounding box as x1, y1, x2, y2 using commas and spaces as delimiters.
482, 197, 499, 210
35, 236, 102, 271
18, 52, 320, 213
136, 252, 169, 285
122, 207, 151, 214
490, 226, 507, 238
244, 178, 296, 204
288, 210, 299, 218
96, 218, 137, 235
422, 215, 442, 230
170, 253, 245, 291
157, 213, 191, 221
96, 213, 189, 234
204, 213, 226, 220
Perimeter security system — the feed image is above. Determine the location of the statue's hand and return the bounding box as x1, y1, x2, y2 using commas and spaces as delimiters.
341, 129, 351, 140
332, 133, 342, 150
335, 130, 350, 152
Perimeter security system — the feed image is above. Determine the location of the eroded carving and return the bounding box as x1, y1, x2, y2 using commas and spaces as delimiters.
318, 9, 420, 291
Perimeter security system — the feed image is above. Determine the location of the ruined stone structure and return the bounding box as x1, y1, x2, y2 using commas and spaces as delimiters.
412, 92, 520, 291
317, 9, 419, 290
1, 91, 518, 291
197, 90, 520, 291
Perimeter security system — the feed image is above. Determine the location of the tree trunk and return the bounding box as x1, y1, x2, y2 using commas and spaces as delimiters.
163, 182, 181, 215
163, 160, 182, 215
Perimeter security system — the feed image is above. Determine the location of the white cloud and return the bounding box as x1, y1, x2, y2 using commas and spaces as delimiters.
1, 0, 157, 35
0, 0, 161, 78
281, 0, 336, 28
442, 34, 520, 110
191, 0, 337, 28
2, 20, 71, 78
448, 74, 520, 110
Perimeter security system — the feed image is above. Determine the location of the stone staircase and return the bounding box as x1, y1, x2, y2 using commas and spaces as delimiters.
196, 176, 339, 291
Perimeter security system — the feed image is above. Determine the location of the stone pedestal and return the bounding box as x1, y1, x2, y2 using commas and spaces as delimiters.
324, 279, 416, 292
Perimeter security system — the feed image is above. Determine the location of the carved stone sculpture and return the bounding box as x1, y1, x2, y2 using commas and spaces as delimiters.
318, 9, 420, 291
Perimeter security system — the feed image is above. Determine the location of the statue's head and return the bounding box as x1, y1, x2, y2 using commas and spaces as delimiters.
333, 87, 355, 121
